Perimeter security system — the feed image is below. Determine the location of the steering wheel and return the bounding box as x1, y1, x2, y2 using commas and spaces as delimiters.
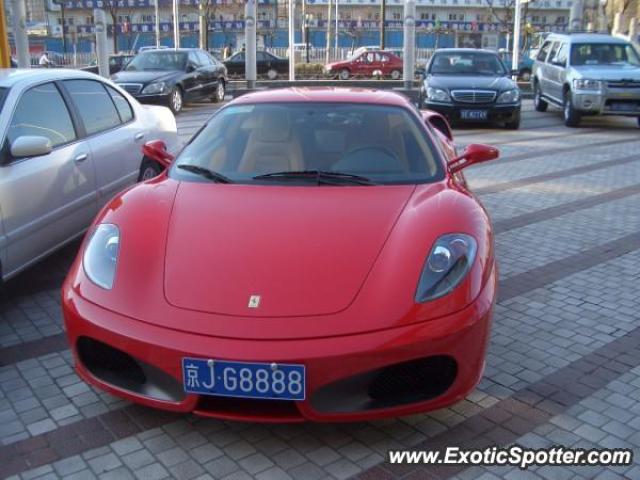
338, 145, 401, 172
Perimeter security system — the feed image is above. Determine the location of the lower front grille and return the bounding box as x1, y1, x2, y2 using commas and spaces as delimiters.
195, 395, 304, 422
451, 89, 496, 103
77, 337, 185, 402
311, 355, 458, 414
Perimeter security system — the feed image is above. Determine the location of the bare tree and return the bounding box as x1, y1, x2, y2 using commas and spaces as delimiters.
104, 0, 120, 52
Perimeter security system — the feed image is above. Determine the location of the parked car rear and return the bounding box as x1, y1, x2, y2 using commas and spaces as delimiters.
325, 50, 403, 80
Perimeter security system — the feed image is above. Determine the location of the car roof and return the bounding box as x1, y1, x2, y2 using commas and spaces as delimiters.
433, 48, 499, 55
0, 68, 104, 88
546, 33, 629, 44
231, 87, 413, 108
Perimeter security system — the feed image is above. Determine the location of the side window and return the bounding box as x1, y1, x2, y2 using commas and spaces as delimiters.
106, 85, 133, 123
547, 42, 560, 64
196, 51, 212, 66
8, 82, 77, 149
256, 51, 267, 62
188, 51, 201, 67
537, 41, 552, 62
552, 43, 568, 67
232, 52, 245, 63
64, 80, 121, 135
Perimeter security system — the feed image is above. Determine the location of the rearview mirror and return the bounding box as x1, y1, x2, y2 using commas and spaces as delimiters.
186, 63, 196, 73
449, 144, 499, 173
10, 136, 53, 159
142, 140, 174, 169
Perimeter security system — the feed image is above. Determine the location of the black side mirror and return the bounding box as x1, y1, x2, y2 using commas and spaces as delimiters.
186, 64, 196, 73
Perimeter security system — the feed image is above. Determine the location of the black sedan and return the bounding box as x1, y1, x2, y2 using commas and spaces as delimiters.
82, 54, 135, 75
419, 48, 521, 129
112, 48, 227, 114
223, 50, 289, 79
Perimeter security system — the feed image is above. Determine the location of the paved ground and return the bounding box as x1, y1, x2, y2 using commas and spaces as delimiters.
1, 99, 640, 480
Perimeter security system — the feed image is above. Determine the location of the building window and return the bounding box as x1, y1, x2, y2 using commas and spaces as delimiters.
392, 12, 401, 20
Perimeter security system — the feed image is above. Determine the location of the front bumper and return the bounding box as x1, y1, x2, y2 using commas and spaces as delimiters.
424, 101, 520, 123
63, 265, 496, 422
572, 89, 640, 116
131, 92, 173, 107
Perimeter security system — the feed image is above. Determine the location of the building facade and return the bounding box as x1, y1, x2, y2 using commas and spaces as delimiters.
37, 0, 571, 53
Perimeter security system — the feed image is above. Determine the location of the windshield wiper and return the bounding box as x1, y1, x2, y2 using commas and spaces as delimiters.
253, 170, 378, 185
177, 164, 233, 183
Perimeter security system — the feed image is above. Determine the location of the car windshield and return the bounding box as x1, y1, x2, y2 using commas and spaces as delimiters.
171, 102, 443, 185
570, 43, 640, 66
124, 51, 187, 71
430, 52, 506, 75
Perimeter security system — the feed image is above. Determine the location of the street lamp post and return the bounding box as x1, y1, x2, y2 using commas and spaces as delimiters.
304, 13, 312, 64
155, 0, 160, 47
511, 0, 523, 80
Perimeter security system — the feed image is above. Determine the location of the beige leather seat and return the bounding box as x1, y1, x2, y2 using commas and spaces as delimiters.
238, 110, 303, 174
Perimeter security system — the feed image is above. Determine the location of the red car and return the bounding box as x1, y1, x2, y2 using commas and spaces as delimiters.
62, 88, 498, 422
326, 50, 404, 80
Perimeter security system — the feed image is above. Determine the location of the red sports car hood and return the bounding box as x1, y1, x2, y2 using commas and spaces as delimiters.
164, 183, 415, 317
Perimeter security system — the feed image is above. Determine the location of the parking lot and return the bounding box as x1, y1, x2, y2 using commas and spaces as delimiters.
1, 99, 640, 480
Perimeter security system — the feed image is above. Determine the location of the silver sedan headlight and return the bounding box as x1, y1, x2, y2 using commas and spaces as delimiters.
573, 79, 602, 91
141, 82, 168, 95
426, 87, 451, 103
83, 224, 120, 289
496, 89, 520, 104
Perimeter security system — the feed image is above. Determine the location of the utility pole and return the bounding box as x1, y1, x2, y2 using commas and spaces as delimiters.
569, 0, 583, 31
0, 0, 10, 68
325, 0, 332, 63
288, 0, 295, 80
95, 8, 109, 77
380, 0, 386, 49
155, 0, 160, 47
53, 0, 67, 53
512, 0, 524, 79
245, 0, 256, 88
173, 0, 179, 48
335, 0, 338, 53
12, 0, 30, 67
403, 0, 415, 90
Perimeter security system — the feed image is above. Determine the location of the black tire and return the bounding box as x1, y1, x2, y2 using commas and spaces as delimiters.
519, 68, 531, 82
212, 79, 225, 103
137, 157, 164, 182
339, 68, 350, 80
505, 113, 521, 130
563, 90, 581, 127
168, 86, 183, 114
533, 81, 548, 112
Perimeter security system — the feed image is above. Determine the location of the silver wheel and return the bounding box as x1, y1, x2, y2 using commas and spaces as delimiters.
267, 68, 278, 80
141, 165, 158, 180
170, 88, 183, 113
390, 69, 401, 80
339, 69, 350, 80
215, 80, 225, 102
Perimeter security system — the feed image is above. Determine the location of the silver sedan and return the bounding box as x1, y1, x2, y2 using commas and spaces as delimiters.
0, 69, 179, 282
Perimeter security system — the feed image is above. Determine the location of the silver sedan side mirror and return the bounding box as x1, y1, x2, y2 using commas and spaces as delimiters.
10, 136, 53, 159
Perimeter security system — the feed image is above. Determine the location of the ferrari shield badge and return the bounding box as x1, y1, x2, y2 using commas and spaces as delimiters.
248, 295, 261, 308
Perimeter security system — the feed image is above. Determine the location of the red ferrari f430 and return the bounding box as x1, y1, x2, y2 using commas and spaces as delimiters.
62, 88, 498, 422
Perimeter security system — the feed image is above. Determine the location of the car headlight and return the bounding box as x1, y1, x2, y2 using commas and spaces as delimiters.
426, 87, 451, 102
415, 234, 477, 302
497, 89, 520, 103
141, 82, 167, 94
83, 224, 120, 289
573, 79, 602, 91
